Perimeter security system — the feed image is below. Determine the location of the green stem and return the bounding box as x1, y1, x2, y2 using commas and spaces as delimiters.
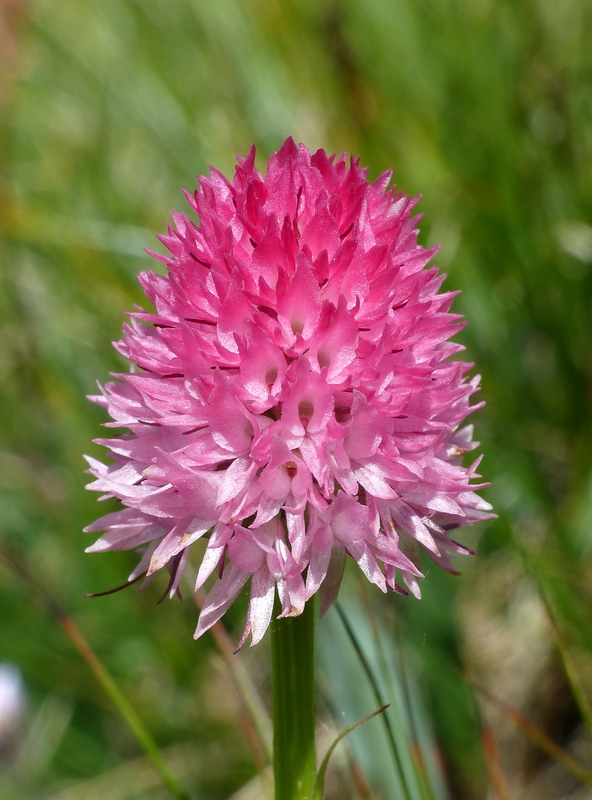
271, 599, 316, 800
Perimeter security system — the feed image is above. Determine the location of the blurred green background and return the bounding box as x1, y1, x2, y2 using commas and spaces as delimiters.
1, 1, 592, 798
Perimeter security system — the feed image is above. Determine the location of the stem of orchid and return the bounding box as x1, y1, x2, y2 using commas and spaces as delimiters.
271, 597, 316, 800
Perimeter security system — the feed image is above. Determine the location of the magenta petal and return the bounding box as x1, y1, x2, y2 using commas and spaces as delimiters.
227, 526, 267, 573
351, 463, 397, 499
247, 570, 276, 646
147, 517, 211, 575
84, 508, 165, 551
216, 458, 255, 506
309, 296, 359, 383
194, 565, 250, 639
329, 492, 371, 543
306, 546, 332, 599
276, 252, 322, 342
347, 542, 387, 592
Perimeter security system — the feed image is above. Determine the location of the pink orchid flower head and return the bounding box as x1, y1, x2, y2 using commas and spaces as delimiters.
85, 138, 493, 647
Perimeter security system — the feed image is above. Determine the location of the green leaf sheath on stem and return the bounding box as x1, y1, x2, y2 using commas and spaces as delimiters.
271, 598, 317, 800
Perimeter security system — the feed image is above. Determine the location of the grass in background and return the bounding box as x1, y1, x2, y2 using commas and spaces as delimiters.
1, 0, 592, 797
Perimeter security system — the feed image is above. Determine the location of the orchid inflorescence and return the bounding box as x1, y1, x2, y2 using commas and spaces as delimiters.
85, 138, 492, 647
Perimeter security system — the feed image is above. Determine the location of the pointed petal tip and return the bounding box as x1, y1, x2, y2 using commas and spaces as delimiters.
85, 540, 108, 553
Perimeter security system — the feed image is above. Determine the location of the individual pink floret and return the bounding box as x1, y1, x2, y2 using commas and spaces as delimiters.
85, 138, 493, 647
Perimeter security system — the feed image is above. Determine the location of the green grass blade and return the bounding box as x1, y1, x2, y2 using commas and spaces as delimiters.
0, 549, 191, 800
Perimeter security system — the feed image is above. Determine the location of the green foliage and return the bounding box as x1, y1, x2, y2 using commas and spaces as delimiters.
1, 0, 592, 797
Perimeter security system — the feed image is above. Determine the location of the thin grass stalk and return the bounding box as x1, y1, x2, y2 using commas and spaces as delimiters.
0, 549, 190, 800
390, 623, 439, 800
513, 528, 592, 743
58, 616, 190, 799
335, 602, 419, 800
312, 704, 389, 800
540, 594, 592, 743
471, 678, 592, 790
480, 726, 510, 800
187, 573, 273, 764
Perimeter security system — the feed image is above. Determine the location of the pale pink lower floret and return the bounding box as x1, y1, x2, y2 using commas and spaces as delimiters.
85, 137, 493, 647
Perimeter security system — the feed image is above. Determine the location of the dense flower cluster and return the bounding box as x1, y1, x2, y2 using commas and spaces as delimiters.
85, 138, 492, 647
